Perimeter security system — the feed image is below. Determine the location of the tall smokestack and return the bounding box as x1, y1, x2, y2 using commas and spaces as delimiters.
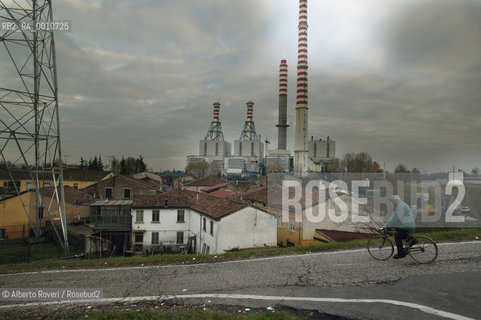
240, 101, 258, 141
247, 101, 253, 122
213, 102, 220, 122
276, 59, 289, 150
294, 0, 309, 177
205, 102, 224, 140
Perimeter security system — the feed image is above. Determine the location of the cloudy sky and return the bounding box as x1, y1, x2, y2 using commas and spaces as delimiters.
3, 0, 481, 172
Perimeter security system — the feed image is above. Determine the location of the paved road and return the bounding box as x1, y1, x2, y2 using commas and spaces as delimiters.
1, 241, 480, 319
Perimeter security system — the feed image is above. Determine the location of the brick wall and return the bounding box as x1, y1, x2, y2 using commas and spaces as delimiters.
83, 176, 157, 200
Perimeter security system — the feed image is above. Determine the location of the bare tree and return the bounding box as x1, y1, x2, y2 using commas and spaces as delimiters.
185, 162, 209, 179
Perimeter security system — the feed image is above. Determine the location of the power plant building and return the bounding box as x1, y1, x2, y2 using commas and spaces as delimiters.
308, 137, 336, 172
228, 101, 264, 174
188, 0, 339, 175
187, 102, 263, 176
187, 102, 231, 168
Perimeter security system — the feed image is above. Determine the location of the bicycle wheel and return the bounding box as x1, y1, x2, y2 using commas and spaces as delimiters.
408, 236, 438, 264
367, 235, 394, 261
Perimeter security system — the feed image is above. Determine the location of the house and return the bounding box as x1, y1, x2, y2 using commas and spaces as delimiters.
0, 186, 96, 240
132, 171, 165, 190
0, 169, 109, 197
84, 174, 162, 255
131, 190, 277, 254
89, 199, 132, 255
82, 174, 160, 200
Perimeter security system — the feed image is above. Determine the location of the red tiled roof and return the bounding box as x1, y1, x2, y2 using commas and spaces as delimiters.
207, 189, 233, 198
200, 183, 229, 193
41, 186, 97, 205
242, 186, 268, 203
191, 194, 247, 219
133, 190, 197, 208
183, 175, 226, 187
132, 189, 247, 220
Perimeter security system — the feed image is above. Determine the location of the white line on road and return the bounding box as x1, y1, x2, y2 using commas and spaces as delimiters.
0, 293, 474, 320
1, 240, 479, 277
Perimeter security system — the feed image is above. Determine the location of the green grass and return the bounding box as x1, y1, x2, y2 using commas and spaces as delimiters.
0, 228, 479, 274
0, 237, 64, 264
79, 310, 301, 320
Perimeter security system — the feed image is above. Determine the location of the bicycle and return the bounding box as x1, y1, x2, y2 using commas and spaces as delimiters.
367, 227, 438, 264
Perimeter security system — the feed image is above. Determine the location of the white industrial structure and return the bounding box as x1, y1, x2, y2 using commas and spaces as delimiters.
187, 102, 264, 176
187, 0, 339, 175
229, 102, 264, 174
187, 102, 231, 168
308, 136, 336, 172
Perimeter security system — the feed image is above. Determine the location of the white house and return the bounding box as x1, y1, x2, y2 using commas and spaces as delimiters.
131, 190, 277, 254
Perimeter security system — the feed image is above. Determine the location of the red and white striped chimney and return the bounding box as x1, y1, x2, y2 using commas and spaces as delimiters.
294, 0, 309, 177
276, 59, 289, 150
279, 60, 288, 97
296, 1, 308, 107
247, 101, 254, 121
213, 102, 220, 122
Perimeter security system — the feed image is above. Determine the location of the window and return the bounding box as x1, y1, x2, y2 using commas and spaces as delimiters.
206, 245, 210, 255
105, 188, 112, 199
152, 210, 160, 223
288, 217, 296, 232
151, 232, 159, 245
203, 217, 206, 231
202, 243, 206, 254
177, 209, 185, 223
134, 232, 143, 243
123, 188, 131, 199
26, 181, 32, 190
0, 228, 5, 240
135, 210, 144, 223
176, 231, 184, 244
73, 183, 78, 189
44, 182, 50, 187
210, 221, 214, 236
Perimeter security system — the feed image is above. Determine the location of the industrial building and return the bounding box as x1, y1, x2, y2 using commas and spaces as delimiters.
188, 0, 338, 176
187, 102, 264, 176
230, 101, 264, 174
187, 102, 231, 169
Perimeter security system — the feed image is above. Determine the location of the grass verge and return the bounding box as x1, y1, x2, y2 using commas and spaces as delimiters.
0, 228, 479, 274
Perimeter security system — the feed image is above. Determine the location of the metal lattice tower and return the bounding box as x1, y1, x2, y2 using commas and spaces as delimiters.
205, 102, 225, 140
0, 0, 68, 253
240, 101, 258, 141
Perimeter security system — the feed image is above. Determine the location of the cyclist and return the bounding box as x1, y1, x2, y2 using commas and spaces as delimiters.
383, 195, 416, 259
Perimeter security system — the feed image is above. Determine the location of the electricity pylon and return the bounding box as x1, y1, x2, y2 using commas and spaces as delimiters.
0, 0, 68, 253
